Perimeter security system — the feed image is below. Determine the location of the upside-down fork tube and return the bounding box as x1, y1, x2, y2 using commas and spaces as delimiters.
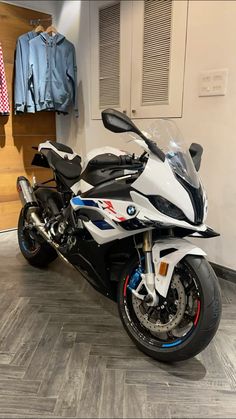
141, 230, 159, 306
143, 230, 154, 291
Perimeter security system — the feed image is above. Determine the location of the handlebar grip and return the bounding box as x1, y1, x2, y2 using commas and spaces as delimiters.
89, 155, 120, 166
89, 154, 133, 167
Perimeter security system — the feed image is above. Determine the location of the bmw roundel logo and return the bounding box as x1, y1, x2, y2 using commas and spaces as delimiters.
127, 205, 136, 216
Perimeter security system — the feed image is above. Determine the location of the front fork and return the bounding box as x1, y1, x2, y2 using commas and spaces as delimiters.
132, 230, 159, 306
131, 233, 207, 301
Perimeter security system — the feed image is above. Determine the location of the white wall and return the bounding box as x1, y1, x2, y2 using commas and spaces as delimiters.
175, 0, 236, 270
54, 1, 236, 270
55, 1, 133, 156
55, 1, 86, 157
2, 0, 57, 15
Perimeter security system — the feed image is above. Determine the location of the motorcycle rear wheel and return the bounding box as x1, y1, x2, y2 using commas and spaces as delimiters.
18, 208, 58, 268
118, 255, 221, 362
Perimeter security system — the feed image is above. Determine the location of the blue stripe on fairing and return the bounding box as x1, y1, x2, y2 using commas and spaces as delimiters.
162, 339, 182, 348
72, 197, 98, 207
72, 197, 85, 206
85, 200, 99, 207
92, 220, 114, 230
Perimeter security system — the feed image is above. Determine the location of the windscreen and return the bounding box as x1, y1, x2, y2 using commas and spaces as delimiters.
141, 119, 199, 188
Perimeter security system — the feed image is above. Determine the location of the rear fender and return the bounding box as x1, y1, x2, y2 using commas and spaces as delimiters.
152, 238, 206, 298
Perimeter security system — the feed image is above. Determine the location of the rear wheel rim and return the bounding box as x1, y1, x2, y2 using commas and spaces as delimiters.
123, 260, 202, 349
20, 219, 40, 255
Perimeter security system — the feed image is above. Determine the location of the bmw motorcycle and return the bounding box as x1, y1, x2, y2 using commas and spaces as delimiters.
17, 109, 222, 362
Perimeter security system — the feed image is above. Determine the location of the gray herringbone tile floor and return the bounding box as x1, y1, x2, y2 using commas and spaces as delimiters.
0, 230, 235, 418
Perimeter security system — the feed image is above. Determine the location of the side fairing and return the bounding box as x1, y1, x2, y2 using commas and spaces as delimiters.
70, 194, 207, 245
71, 196, 149, 244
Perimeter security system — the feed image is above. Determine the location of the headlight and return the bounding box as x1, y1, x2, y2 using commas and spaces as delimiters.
149, 195, 187, 221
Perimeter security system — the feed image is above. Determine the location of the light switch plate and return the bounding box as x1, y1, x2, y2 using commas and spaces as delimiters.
199, 69, 228, 97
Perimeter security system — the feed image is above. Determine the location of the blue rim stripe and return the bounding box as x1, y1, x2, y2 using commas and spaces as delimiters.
162, 339, 182, 348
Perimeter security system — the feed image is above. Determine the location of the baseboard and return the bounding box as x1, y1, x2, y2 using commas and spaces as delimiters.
0, 228, 17, 234
211, 262, 236, 284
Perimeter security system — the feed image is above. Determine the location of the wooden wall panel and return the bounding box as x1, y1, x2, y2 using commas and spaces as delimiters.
0, 2, 56, 230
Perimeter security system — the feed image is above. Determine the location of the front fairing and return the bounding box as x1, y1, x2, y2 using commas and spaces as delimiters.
129, 120, 206, 227
132, 152, 194, 224
132, 151, 206, 227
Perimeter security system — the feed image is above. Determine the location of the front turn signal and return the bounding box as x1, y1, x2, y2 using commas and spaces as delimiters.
159, 261, 169, 277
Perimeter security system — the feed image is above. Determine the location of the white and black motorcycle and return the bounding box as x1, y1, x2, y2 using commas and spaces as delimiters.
17, 109, 221, 362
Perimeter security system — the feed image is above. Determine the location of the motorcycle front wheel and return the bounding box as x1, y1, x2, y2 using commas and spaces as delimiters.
118, 255, 222, 362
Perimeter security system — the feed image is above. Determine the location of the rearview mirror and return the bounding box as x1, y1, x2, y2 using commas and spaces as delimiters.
102, 108, 142, 135
189, 143, 203, 172
101, 108, 165, 162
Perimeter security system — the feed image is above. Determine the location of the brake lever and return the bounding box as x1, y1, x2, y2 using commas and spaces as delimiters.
139, 151, 147, 162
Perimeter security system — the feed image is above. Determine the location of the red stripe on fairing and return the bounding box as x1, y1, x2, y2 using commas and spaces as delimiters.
124, 275, 129, 297
100, 200, 126, 221
103, 200, 116, 214
117, 216, 126, 222
194, 300, 201, 326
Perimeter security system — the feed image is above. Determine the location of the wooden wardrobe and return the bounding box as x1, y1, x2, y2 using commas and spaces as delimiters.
0, 2, 56, 231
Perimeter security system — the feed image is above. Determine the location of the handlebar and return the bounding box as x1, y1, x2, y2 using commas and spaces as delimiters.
89, 154, 139, 167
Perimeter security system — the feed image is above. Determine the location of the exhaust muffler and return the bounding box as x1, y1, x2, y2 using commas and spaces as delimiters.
16, 176, 69, 264
17, 176, 40, 225
17, 176, 37, 207
17, 176, 50, 241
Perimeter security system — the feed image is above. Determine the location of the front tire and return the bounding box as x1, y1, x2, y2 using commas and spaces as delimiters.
18, 208, 58, 268
118, 255, 222, 362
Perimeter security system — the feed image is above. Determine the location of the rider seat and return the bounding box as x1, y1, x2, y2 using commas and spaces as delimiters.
50, 152, 82, 179
39, 141, 82, 183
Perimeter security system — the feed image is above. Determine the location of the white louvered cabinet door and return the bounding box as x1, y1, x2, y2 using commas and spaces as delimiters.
131, 0, 188, 119
90, 0, 132, 119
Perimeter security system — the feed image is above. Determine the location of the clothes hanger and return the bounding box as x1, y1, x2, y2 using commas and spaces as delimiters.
45, 25, 58, 36
34, 25, 45, 33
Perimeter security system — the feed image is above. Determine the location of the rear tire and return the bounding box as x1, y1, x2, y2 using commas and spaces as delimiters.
118, 255, 222, 362
18, 208, 58, 268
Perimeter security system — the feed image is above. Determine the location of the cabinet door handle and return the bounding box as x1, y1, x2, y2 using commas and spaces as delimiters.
132, 109, 136, 114
122, 110, 127, 114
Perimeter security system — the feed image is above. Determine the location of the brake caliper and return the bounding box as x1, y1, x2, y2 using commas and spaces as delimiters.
128, 267, 143, 292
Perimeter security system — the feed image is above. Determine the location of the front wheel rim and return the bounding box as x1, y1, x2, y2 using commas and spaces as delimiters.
122, 260, 202, 349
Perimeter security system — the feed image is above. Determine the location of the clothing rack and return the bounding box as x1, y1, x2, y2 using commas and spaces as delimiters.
29, 18, 52, 26
0, 0, 56, 230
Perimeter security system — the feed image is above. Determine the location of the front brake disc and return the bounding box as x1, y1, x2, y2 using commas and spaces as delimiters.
132, 274, 186, 333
